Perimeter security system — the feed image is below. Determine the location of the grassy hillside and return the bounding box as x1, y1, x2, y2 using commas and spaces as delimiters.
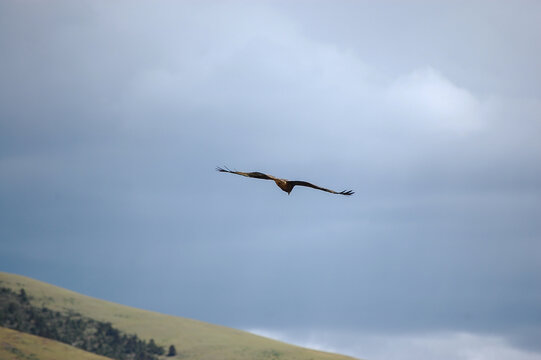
0, 326, 113, 360
0, 272, 357, 360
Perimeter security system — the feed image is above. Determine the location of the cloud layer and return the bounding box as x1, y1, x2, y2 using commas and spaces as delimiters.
1, 1, 540, 359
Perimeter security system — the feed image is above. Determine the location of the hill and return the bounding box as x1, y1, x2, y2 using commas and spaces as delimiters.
0, 272, 357, 360
0, 326, 113, 360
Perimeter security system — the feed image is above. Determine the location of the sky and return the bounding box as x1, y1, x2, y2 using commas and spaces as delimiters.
1, 1, 540, 359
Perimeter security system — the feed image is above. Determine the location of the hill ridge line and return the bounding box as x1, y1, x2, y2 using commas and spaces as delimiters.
0, 271, 359, 360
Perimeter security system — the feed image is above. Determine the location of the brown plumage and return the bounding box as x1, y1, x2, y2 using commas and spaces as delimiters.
216, 166, 354, 196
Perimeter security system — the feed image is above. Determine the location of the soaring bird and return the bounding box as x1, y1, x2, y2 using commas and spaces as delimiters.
216, 166, 354, 196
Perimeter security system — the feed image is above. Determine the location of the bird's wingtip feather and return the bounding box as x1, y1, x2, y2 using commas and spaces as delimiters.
216, 166, 230, 172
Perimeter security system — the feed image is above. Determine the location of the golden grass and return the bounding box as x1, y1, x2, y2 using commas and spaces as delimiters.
0, 327, 113, 360
0, 272, 358, 360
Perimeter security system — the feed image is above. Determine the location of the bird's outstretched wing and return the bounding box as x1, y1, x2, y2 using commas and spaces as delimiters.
216, 166, 277, 180
288, 180, 354, 196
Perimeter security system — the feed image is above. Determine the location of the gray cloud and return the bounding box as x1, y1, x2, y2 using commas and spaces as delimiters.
1, 1, 540, 358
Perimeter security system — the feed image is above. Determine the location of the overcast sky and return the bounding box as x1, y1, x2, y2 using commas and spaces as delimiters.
1, 1, 540, 359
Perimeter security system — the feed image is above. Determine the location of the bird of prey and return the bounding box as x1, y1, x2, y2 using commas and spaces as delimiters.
216, 166, 354, 196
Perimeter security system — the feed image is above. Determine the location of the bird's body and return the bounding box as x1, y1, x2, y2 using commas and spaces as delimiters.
216, 166, 354, 196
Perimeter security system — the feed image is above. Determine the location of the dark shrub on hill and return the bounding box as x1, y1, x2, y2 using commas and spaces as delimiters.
148, 339, 165, 355
168, 344, 177, 356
